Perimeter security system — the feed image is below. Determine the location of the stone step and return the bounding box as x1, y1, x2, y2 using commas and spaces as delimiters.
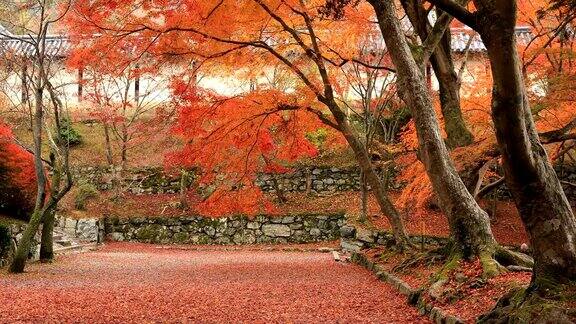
53, 234, 65, 241
54, 243, 98, 254
55, 239, 73, 247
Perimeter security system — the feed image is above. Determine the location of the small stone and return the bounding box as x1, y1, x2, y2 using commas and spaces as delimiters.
289, 223, 303, 230
340, 225, 356, 238
261, 224, 291, 237
332, 251, 341, 262
310, 228, 321, 236
429, 279, 447, 300
469, 278, 487, 288
355, 228, 375, 243
246, 221, 260, 229
281, 216, 295, 224
204, 226, 216, 237
340, 240, 363, 252
110, 232, 125, 241
454, 272, 467, 283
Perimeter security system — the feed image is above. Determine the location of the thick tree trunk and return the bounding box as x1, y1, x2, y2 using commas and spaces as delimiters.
479, 16, 576, 285
9, 87, 46, 274
40, 154, 62, 263
9, 210, 41, 273
433, 46, 474, 148
401, 0, 474, 149
369, 0, 498, 259
39, 206, 55, 262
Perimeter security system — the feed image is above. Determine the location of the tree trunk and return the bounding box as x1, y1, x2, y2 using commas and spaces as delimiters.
434, 45, 474, 149
39, 206, 55, 262
271, 177, 288, 203
9, 210, 42, 273
103, 122, 114, 166
179, 169, 189, 209
360, 170, 368, 223
329, 111, 412, 247
401, 0, 474, 148
369, 0, 498, 260
121, 138, 127, 168
40, 151, 62, 263
479, 14, 576, 286
9, 87, 47, 274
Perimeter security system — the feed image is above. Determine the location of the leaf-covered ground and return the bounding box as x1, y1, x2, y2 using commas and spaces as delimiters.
0, 243, 428, 323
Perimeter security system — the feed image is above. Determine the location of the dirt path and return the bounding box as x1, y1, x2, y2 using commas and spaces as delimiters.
0, 243, 428, 323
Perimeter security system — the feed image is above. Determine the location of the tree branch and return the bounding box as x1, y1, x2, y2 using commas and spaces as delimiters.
426, 0, 478, 30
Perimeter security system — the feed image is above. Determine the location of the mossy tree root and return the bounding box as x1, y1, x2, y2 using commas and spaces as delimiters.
430, 244, 533, 288
495, 246, 534, 269
478, 285, 576, 323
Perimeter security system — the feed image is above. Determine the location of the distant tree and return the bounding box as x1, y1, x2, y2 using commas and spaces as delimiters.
166, 86, 340, 215
5, 0, 74, 273
69, 0, 415, 246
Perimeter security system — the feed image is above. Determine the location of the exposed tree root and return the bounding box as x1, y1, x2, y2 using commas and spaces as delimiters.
479, 250, 508, 278
391, 246, 445, 273
494, 246, 534, 269
425, 244, 534, 302
478, 284, 576, 323
382, 241, 535, 307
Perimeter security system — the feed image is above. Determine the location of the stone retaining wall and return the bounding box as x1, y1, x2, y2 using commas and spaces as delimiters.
74, 166, 381, 195
54, 216, 103, 243
104, 213, 346, 245
339, 224, 448, 252
73, 166, 190, 194
255, 167, 365, 193
74, 163, 576, 199
0, 223, 40, 267
0, 216, 101, 267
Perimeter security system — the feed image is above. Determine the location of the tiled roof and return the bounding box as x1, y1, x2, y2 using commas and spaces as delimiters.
0, 34, 71, 58
0, 26, 533, 59
451, 26, 533, 52
0, 24, 13, 37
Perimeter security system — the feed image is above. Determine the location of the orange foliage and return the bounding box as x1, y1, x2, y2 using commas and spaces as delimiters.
166, 86, 344, 215
0, 121, 37, 219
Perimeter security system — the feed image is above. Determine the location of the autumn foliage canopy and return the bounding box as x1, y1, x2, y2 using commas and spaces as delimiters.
0, 121, 37, 220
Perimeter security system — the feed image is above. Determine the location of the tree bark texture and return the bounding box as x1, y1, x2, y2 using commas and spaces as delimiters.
369, 0, 497, 258
476, 0, 576, 284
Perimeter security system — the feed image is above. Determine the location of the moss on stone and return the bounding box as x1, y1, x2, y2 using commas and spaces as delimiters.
134, 224, 163, 242
478, 285, 576, 323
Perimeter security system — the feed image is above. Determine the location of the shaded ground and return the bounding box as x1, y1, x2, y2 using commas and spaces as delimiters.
0, 243, 428, 323
363, 247, 532, 322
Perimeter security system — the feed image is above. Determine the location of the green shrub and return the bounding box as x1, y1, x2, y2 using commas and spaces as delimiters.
306, 128, 328, 148
74, 183, 99, 210
58, 118, 82, 146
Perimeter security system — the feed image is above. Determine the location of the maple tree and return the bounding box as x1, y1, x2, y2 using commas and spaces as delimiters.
66, 37, 177, 169
3, 0, 74, 273
166, 85, 343, 215
67, 0, 417, 246
0, 120, 36, 220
